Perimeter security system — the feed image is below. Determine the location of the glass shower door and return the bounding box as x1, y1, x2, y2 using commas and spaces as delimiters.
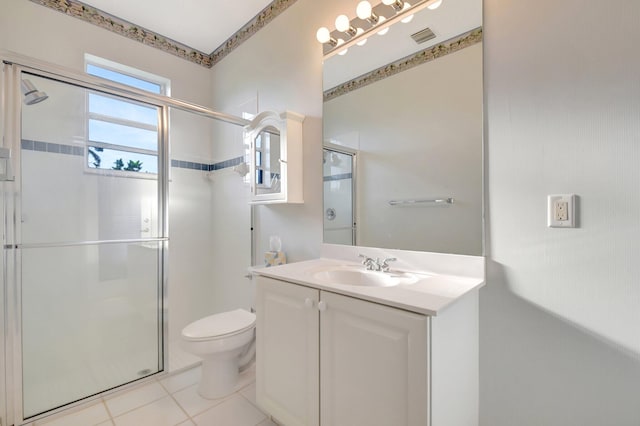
323, 147, 356, 245
16, 72, 166, 420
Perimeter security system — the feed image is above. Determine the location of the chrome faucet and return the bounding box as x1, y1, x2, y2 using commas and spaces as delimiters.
358, 254, 377, 270
358, 254, 397, 272
380, 257, 397, 272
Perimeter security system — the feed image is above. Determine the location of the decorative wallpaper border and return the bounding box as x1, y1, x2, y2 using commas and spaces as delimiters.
30, 0, 213, 67
323, 27, 483, 102
30, 0, 299, 69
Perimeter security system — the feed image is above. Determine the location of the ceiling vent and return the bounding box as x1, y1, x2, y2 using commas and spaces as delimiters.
411, 27, 436, 44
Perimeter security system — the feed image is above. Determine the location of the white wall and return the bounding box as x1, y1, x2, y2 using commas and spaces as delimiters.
209, 0, 325, 264
482, 0, 640, 425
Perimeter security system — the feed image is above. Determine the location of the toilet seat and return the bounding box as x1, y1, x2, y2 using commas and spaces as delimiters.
182, 309, 255, 342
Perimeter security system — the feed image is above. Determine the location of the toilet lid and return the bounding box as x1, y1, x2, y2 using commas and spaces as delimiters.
182, 309, 256, 341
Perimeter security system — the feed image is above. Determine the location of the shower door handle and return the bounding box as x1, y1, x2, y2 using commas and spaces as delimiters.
0, 147, 14, 181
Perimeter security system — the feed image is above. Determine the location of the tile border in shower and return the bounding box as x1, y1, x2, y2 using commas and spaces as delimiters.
22, 139, 244, 172
21, 139, 84, 156
171, 156, 245, 172
209, 156, 245, 171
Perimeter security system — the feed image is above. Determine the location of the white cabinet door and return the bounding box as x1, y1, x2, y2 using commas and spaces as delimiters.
320, 291, 429, 426
256, 276, 319, 426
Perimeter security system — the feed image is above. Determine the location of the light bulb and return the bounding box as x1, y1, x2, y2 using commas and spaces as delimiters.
427, 0, 443, 9
356, 1, 372, 19
401, 2, 414, 23
336, 38, 348, 56
377, 16, 389, 35
335, 15, 351, 32
356, 28, 367, 46
316, 27, 331, 43
382, 0, 404, 11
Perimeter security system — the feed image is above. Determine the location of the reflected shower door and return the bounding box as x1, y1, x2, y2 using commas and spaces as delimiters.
323, 148, 355, 245
17, 73, 166, 419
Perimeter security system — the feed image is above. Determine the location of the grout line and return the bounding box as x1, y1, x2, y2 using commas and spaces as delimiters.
164, 386, 194, 425
238, 389, 259, 410
156, 375, 173, 394
106, 380, 170, 421
42, 367, 258, 426
101, 399, 115, 424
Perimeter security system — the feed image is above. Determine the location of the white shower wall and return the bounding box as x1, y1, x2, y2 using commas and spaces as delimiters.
209, 116, 253, 314
168, 110, 253, 364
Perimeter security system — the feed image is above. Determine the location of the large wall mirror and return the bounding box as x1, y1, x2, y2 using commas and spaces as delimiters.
322, 0, 483, 255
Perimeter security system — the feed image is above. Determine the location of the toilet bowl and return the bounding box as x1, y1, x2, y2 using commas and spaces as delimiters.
181, 308, 256, 399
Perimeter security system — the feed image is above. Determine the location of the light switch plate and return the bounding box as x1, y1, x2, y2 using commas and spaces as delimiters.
547, 194, 575, 228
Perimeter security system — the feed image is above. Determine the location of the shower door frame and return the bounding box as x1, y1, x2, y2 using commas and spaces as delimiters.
323, 143, 358, 246
0, 51, 251, 426
4, 60, 171, 425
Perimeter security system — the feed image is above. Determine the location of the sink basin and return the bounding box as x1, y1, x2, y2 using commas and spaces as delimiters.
311, 266, 419, 287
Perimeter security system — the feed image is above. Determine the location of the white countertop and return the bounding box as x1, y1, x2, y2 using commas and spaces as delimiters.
251, 257, 485, 316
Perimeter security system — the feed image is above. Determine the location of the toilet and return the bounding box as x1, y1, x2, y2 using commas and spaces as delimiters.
181, 308, 256, 399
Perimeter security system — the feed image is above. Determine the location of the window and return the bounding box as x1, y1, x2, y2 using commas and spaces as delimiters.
84, 55, 170, 176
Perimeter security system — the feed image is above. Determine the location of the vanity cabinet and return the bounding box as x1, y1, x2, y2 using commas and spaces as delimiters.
256, 276, 429, 426
244, 111, 305, 204
255, 277, 319, 426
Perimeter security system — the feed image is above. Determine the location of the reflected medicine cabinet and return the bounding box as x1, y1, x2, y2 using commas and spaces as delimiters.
244, 110, 305, 204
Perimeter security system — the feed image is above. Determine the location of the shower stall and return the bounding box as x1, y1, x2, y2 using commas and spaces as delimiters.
0, 53, 252, 425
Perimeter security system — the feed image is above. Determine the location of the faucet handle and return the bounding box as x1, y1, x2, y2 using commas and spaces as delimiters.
381, 257, 397, 272
358, 254, 376, 270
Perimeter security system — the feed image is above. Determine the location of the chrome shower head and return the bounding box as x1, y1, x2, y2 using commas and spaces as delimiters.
21, 79, 48, 105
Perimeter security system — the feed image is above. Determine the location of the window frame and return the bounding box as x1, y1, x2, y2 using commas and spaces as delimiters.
84, 55, 170, 178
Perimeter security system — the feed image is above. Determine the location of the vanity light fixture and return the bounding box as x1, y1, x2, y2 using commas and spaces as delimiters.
382, 0, 405, 11
355, 28, 368, 46
317, 0, 444, 58
336, 39, 348, 55
401, 2, 415, 23
335, 14, 358, 37
356, 1, 379, 24
377, 16, 390, 35
316, 27, 338, 46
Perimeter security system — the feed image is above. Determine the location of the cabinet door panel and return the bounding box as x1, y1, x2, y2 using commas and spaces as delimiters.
320, 291, 429, 426
256, 277, 319, 426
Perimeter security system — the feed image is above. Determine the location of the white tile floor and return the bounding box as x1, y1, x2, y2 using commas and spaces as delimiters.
34, 364, 277, 426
